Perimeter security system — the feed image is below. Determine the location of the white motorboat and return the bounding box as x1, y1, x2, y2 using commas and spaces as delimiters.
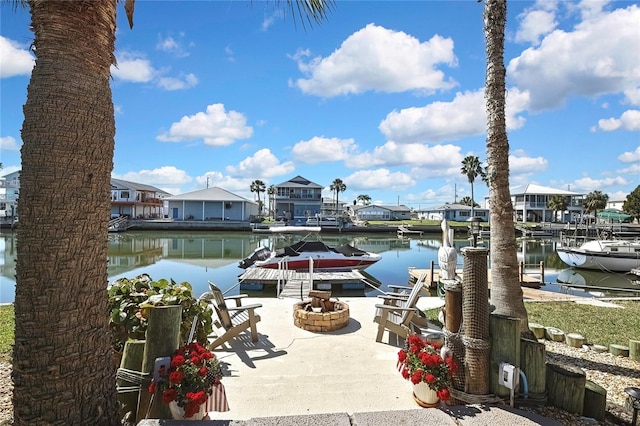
238, 240, 381, 271
556, 240, 640, 272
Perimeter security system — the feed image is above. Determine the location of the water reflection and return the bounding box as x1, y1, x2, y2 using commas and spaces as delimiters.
1, 231, 639, 303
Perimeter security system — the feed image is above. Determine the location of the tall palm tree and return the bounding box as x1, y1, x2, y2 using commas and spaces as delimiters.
356, 194, 371, 206
584, 190, 608, 217
483, 0, 530, 332
330, 178, 346, 215
12, 1, 332, 424
460, 155, 486, 218
250, 179, 266, 215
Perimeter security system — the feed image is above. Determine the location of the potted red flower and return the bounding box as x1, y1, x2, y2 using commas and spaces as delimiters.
149, 341, 223, 419
397, 334, 457, 406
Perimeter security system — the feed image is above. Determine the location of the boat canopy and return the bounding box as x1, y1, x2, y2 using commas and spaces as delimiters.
597, 209, 632, 223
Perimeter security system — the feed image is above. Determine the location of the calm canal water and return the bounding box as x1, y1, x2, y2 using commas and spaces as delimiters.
1, 230, 638, 304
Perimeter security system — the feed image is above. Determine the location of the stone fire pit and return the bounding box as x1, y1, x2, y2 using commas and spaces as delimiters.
293, 290, 350, 332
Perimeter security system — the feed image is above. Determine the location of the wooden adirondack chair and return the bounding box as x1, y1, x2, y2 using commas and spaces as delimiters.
373, 274, 430, 343
206, 281, 262, 349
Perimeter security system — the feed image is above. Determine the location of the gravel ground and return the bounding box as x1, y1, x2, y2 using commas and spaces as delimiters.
0, 341, 638, 425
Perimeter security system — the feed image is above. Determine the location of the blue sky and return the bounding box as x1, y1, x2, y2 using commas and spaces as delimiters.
1, 0, 639, 209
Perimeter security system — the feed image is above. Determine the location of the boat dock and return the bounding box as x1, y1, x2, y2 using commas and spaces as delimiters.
237, 268, 379, 298
408, 260, 545, 289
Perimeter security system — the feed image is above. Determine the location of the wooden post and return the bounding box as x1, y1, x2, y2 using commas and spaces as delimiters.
137, 305, 182, 422
429, 260, 435, 288
583, 380, 607, 421
629, 340, 640, 361
539, 261, 544, 284
118, 340, 145, 421
546, 362, 586, 415
442, 279, 462, 333
489, 314, 520, 398
610, 344, 630, 357
520, 338, 546, 397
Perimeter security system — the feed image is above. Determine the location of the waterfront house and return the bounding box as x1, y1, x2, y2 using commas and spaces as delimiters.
164, 187, 258, 221
111, 178, 172, 219
416, 203, 489, 222
508, 184, 584, 223
273, 175, 323, 223
350, 204, 412, 221
0, 171, 20, 220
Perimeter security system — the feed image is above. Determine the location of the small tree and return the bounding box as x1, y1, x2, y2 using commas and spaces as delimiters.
584, 190, 608, 218
461, 155, 486, 218
356, 194, 371, 206
459, 196, 479, 208
622, 185, 640, 223
250, 180, 266, 215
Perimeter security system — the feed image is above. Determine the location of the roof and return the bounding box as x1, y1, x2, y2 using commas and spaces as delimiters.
275, 175, 323, 189
510, 183, 582, 196
111, 178, 172, 196
165, 186, 255, 203
420, 203, 488, 212
354, 204, 410, 212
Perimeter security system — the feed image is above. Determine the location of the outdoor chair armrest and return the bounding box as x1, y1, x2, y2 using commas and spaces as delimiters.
377, 294, 408, 305
374, 304, 417, 313
224, 294, 248, 306
226, 303, 262, 312
388, 285, 413, 292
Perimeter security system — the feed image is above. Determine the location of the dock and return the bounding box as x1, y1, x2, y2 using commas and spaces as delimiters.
237, 268, 379, 298
397, 225, 423, 237
408, 260, 545, 289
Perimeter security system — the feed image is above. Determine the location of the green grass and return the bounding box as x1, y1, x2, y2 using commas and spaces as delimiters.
0, 305, 14, 362
426, 300, 640, 348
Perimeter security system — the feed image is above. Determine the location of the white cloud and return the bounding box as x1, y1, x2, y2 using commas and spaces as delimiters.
571, 175, 629, 193
112, 52, 157, 82
291, 137, 357, 164
343, 168, 415, 191
347, 142, 463, 173
112, 51, 198, 90
515, 9, 558, 45
225, 148, 294, 179
112, 166, 192, 195
597, 110, 640, 131
0, 136, 20, 151
378, 89, 529, 144
157, 103, 253, 146
618, 146, 640, 163
508, 4, 640, 111
0, 36, 34, 78
292, 23, 458, 97
156, 34, 190, 58
157, 73, 198, 91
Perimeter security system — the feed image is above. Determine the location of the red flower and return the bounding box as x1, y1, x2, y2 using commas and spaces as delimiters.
190, 356, 200, 364
171, 355, 185, 368
398, 350, 407, 363
162, 388, 177, 404
199, 367, 208, 376
148, 382, 155, 394
410, 370, 423, 385
169, 370, 184, 384
425, 373, 436, 384
437, 388, 451, 401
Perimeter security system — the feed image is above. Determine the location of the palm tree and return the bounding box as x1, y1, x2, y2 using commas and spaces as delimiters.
250, 179, 266, 215
330, 178, 347, 215
356, 194, 371, 206
461, 155, 486, 218
459, 196, 479, 208
267, 184, 276, 219
483, 0, 530, 332
584, 190, 609, 218
547, 195, 569, 222
12, 1, 332, 424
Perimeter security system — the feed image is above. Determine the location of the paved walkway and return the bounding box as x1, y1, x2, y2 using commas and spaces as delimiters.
138, 296, 562, 425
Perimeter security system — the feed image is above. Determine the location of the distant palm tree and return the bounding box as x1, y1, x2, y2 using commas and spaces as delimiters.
547, 195, 569, 222
356, 194, 371, 206
461, 155, 486, 218
330, 178, 347, 215
9, 2, 333, 422
459, 196, 479, 208
250, 180, 266, 215
584, 190, 608, 217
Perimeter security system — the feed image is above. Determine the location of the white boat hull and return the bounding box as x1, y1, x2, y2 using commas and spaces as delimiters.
557, 240, 640, 272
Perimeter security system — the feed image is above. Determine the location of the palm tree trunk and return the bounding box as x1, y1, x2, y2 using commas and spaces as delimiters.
484, 0, 529, 333
14, 1, 120, 424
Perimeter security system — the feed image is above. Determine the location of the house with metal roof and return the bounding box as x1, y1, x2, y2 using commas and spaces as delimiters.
110, 178, 172, 219
164, 187, 258, 221
350, 204, 412, 221
508, 184, 584, 223
416, 203, 489, 222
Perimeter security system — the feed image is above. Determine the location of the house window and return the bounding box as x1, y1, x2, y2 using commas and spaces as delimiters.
121, 191, 130, 199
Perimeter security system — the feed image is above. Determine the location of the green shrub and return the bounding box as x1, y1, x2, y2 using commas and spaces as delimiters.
108, 274, 213, 353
